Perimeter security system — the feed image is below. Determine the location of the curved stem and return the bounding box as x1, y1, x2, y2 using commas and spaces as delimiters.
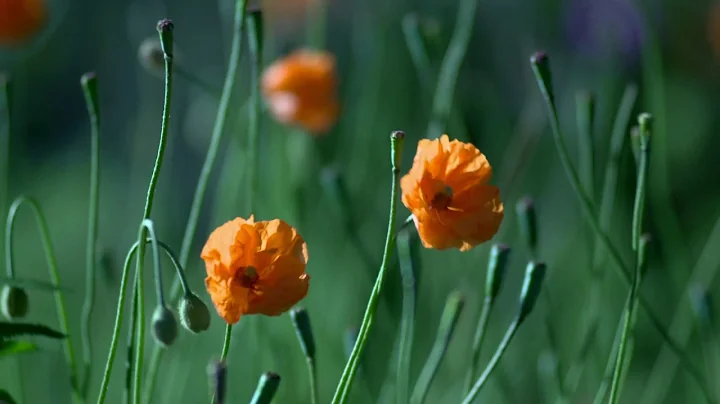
464, 297, 493, 395
124, 275, 139, 404
143, 3, 250, 398
5, 196, 80, 402
80, 72, 101, 398
331, 133, 404, 404
95, 238, 185, 404
462, 318, 521, 404
220, 324, 233, 360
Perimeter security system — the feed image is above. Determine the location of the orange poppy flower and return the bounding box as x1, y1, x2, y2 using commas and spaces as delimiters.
0, 0, 46, 46
401, 135, 504, 251
261, 49, 339, 135
202, 216, 310, 324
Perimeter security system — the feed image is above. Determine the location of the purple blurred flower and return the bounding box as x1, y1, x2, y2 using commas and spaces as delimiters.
564, 0, 646, 62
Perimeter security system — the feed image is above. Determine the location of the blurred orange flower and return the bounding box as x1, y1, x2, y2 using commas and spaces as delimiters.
202, 216, 310, 324
261, 49, 339, 135
401, 135, 504, 251
0, 0, 46, 46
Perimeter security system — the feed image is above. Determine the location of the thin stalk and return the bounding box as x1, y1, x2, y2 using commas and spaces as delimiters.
426, 0, 478, 139
462, 318, 521, 404
331, 132, 405, 404
305, 0, 328, 49
396, 229, 417, 404
124, 277, 139, 404
144, 2, 250, 397
0, 76, 10, 272
128, 20, 174, 404
80, 72, 101, 399
307, 358, 319, 404
96, 239, 187, 404
246, 9, 262, 216
529, 56, 705, 387
464, 298, 492, 395
5, 197, 80, 402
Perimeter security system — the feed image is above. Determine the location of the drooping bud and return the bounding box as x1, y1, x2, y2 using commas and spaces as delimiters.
289, 307, 316, 360
517, 261, 547, 323
151, 305, 178, 347
485, 244, 510, 303
178, 292, 211, 333
515, 197, 538, 255
1, 286, 29, 320
529, 52, 555, 106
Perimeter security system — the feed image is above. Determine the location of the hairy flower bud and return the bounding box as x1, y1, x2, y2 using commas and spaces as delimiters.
179, 292, 211, 333
151, 305, 178, 347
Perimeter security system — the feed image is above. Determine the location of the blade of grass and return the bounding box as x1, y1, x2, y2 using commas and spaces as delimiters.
410, 291, 464, 404
79, 72, 101, 399
425, 0, 478, 139
395, 229, 418, 404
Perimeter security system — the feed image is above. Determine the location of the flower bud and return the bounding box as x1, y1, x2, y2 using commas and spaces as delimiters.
151, 305, 178, 347
289, 307, 315, 360
179, 292, 211, 333
485, 243, 510, 303
1, 286, 29, 320
515, 197, 538, 254
250, 372, 281, 404
517, 261, 547, 323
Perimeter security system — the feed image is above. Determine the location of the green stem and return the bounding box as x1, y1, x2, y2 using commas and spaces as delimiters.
246, 9, 262, 216
5, 197, 81, 402
142, 8, 250, 396
529, 56, 703, 385
308, 358, 319, 404
95, 239, 185, 404
80, 72, 101, 399
396, 229, 417, 404
124, 274, 139, 404
210, 325, 234, 404
464, 297, 493, 395
426, 0, 478, 139
331, 132, 405, 404
462, 318, 521, 404
1, 76, 10, 277
128, 20, 174, 404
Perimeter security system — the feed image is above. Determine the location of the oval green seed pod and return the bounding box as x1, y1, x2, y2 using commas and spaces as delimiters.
1, 286, 29, 320
178, 292, 211, 333
152, 305, 178, 347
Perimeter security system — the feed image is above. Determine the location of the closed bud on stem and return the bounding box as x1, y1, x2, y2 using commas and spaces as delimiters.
151, 305, 178, 347
179, 292, 211, 333
1, 286, 29, 319
529, 52, 555, 106
289, 307, 316, 360
515, 197, 538, 255
250, 372, 281, 404
156, 19, 174, 58
638, 112, 653, 144
517, 261, 547, 323
485, 244, 510, 303
391, 130, 406, 171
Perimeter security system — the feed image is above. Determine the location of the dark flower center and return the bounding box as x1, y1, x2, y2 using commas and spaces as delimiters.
235, 266, 259, 289
430, 185, 453, 210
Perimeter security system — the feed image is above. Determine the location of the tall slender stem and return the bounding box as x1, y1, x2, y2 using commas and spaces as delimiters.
80, 72, 101, 399
143, 3, 250, 398
307, 358, 319, 404
331, 131, 405, 404
396, 229, 417, 404
462, 318, 521, 404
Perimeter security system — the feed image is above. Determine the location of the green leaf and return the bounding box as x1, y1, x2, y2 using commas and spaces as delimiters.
0, 276, 70, 292
0, 389, 18, 404
0, 322, 66, 340
0, 339, 38, 357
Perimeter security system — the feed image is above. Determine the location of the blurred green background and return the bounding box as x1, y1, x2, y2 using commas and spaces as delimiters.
2, 0, 720, 403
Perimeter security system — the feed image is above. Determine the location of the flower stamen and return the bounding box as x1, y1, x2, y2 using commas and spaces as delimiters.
430, 185, 454, 210
235, 266, 259, 289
